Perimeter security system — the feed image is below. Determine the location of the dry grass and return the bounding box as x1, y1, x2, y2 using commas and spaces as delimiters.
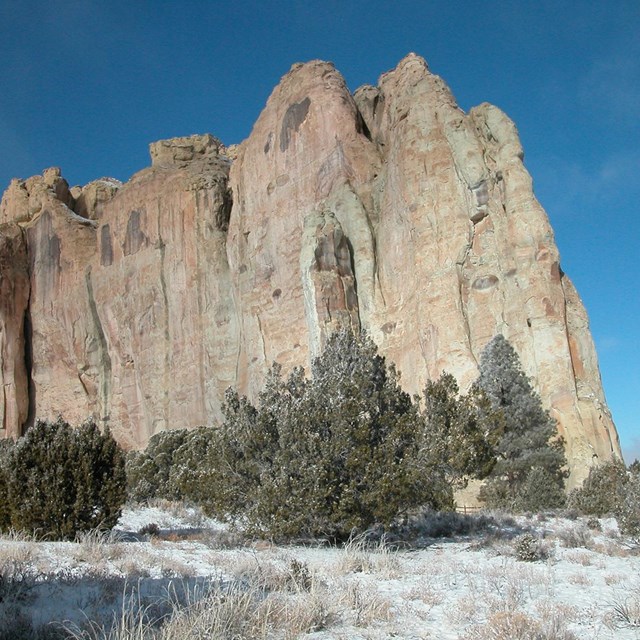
2, 505, 640, 639
339, 579, 393, 627
0, 540, 37, 604
461, 610, 578, 640
556, 523, 594, 549
606, 586, 640, 631
335, 532, 401, 577
73, 530, 125, 565
65, 574, 334, 640
564, 549, 594, 565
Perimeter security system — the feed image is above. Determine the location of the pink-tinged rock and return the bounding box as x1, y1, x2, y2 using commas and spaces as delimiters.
88, 136, 237, 447
24, 196, 100, 429
0, 56, 621, 485
227, 60, 381, 395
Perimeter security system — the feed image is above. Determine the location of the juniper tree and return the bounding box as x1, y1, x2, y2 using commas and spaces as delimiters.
215, 329, 443, 540
169, 426, 221, 509
420, 373, 499, 491
619, 468, 640, 543
567, 457, 628, 516
126, 428, 190, 502
0, 439, 12, 530
475, 335, 567, 511
5, 417, 126, 539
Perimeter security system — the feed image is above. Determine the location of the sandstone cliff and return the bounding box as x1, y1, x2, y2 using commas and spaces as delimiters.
0, 54, 620, 482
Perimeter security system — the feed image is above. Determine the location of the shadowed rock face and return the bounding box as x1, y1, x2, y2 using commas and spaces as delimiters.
0, 55, 620, 482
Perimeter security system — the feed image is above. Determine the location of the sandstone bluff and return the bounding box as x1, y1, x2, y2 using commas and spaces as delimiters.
0, 54, 620, 484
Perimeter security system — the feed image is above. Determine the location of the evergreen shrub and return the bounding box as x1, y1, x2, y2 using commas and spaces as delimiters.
213, 329, 455, 540
567, 457, 628, 516
125, 428, 190, 503
0, 439, 13, 529
3, 417, 126, 540
618, 471, 640, 542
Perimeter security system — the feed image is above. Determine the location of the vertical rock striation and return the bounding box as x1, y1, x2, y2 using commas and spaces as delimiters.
0, 55, 620, 483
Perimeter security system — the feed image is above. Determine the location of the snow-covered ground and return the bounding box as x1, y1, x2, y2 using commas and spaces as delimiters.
1, 503, 639, 639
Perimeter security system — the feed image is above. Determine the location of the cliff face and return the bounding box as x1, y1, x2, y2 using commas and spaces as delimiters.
0, 55, 620, 481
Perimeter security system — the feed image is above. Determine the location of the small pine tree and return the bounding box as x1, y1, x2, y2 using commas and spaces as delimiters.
476, 335, 567, 511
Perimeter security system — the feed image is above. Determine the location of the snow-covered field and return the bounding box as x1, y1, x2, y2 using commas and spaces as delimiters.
1, 503, 639, 639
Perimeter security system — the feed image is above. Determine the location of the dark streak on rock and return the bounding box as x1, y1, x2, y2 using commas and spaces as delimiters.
100, 224, 113, 266
123, 209, 148, 256
85, 267, 112, 425
280, 97, 311, 152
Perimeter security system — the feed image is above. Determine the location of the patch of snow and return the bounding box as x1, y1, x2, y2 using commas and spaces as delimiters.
0, 509, 638, 638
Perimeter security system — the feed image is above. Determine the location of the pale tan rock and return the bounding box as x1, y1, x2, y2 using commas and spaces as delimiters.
0, 57, 621, 484
149, 134, 226, 168
73, 178, 122, 220
1, 168, 74, 224
23, 194, 99, 430
227, 60, 381, 395
0, 179, 30, 224
88, 143, 236, 447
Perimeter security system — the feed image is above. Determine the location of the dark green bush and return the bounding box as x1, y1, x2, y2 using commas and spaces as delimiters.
126, 428, 190, 502
3, 417, 126, 540
420, 373, 498, 490
567, 458, 628, 516
169, 426, 221, 508
618, 471, 640, 542
0, 439, 13, 529
566, 458, 640, 543
213, 329, 454, 540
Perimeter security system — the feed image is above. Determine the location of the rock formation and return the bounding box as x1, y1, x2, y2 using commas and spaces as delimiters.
0, 54, 620, 483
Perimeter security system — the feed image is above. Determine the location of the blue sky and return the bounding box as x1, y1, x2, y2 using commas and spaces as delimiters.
1, 1, 638, 460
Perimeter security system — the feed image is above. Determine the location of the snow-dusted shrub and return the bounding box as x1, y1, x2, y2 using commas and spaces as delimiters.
566, 458, 640, 544
125, 429, 190, 503
402, 509, 507, 539
556, 522, 594, 549
3, 417, 126, 540
138, 522, 160, 537
514, 533, 552, 562
0, 439, 12, 530
215, 329, 454, 540
586, 517, 602, 531
168, 426, 222, 510
476, 335, 567, 512
609, 588, 640, 630
618, 472, 640, 543
567, 457, 628, 516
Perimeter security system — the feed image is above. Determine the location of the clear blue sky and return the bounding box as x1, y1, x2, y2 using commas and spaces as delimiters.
1, 1, 637, 460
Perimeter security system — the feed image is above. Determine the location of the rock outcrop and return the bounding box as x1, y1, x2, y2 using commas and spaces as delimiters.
0, 54, 620, 482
